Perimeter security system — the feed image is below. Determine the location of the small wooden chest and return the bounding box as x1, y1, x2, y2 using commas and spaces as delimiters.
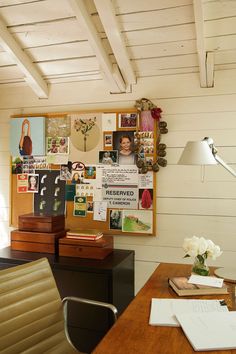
11, 229, 66, 254
18, 213, 65, 233
59, 236, 113, 259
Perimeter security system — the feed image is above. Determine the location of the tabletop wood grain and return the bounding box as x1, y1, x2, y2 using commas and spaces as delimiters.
92, 263, 236, 354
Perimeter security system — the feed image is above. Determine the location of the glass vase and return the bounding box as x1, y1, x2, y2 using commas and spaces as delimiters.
192, 256, 210, 276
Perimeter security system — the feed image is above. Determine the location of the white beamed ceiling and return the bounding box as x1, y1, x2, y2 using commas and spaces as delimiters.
0, 0, 235, 96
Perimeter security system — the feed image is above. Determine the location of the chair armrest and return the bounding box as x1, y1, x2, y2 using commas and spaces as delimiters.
62, 296, 118, 348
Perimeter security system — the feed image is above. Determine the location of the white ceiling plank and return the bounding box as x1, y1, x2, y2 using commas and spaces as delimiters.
128, 40, 197, 60
214, 49, 236, 65
133, 54, 198, 72
193, 0, 214, 88
115, 5, 194, 32
37, 57, 99, 75
205, 17, 236, 38
0, 0, 74, 27
0, 65, 23, 80
206, 34, 236, 52
204, 0, 236, 21
0, 17, 48, 98
94, 0, 136, 85
69, 0, 126, 93
25, 41, 94, 62
10, 20, 87, 48
135, 67, 198, 78
125, 24, 196, 46
114, 0, 193, 14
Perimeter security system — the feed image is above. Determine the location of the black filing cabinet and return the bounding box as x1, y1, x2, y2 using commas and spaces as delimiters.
0, 247, 134, 353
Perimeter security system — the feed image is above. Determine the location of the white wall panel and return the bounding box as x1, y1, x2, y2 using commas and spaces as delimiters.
134, 261, 158, 294
0, 67, 236, 291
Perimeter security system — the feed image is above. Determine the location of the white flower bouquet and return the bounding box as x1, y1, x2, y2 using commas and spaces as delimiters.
183, 236, 222, 276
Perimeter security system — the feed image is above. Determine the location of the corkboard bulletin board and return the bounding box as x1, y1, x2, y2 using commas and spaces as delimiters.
10, 109, 157, 236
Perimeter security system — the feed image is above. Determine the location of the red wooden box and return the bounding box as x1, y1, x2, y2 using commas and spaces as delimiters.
11, 229, 66, 254
59, 236, 113, 259
18, 213, 65, 233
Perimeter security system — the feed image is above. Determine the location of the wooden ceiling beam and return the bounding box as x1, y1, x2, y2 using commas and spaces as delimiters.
193, 0, 214, 88
0, 17, 49, 98
69, 0, 126, 93
94, 0, 136, 87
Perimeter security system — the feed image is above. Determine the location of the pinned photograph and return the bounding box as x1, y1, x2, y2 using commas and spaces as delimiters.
103, 131, 113, 149
46, 137, 69, 155
113, 131, 135, 165
12, 156, 23, 174
117, 113, 138, 130
27, 174, 39, 193
60, 165, 72, 181
134, 131, 154, 155
99, 150, 118, 165
84, 165, 96, 179
122, 210, 153, 234
139, 189, 153, 209
109, 210, 122, 230
87, 201, 94, 213
71, 171, 82, 184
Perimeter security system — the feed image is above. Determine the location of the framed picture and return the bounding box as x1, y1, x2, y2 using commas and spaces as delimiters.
117, 112, 138, 131
103, 131, 113, 150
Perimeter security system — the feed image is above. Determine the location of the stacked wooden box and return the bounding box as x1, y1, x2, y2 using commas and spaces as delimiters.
59, 235, 114, 260
11, 213, 66, 254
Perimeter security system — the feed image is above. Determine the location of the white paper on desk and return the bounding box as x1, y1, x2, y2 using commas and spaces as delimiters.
149, 298, 228, 327
188, 274, 224, 288
176, 311, 236, 351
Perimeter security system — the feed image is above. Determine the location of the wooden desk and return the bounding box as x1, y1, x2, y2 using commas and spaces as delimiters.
92, 263, 236, 354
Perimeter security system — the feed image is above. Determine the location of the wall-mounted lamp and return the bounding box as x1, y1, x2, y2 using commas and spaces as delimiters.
178, 137, 236, 282
178, 137, 236, 177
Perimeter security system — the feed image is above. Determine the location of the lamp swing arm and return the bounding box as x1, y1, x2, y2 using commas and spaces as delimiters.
203, 137, 236, 177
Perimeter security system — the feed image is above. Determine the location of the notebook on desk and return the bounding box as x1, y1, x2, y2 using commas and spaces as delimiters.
176, 311, 236, 351
149, 298, 228, 327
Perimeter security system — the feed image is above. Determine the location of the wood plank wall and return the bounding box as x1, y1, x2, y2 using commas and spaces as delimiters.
0, 72, 236, 293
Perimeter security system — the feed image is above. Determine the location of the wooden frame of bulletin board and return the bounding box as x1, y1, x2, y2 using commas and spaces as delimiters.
10, 109, 157, 236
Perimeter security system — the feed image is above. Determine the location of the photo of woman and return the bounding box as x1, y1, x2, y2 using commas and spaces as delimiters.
28, 174, 39, 193
71, 172, 81, 184
113, 131, 135, 165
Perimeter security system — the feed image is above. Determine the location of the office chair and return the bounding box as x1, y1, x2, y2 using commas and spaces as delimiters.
0, 258, 117, 354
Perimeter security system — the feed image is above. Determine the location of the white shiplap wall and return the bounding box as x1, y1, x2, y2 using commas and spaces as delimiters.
0, 71, 236, 294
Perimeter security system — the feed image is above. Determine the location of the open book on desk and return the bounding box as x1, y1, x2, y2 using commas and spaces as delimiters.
176, 311, 236, 351
149, 298, 228, 327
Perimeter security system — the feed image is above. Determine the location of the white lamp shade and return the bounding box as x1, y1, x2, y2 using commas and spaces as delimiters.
178, 141, 218, 165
